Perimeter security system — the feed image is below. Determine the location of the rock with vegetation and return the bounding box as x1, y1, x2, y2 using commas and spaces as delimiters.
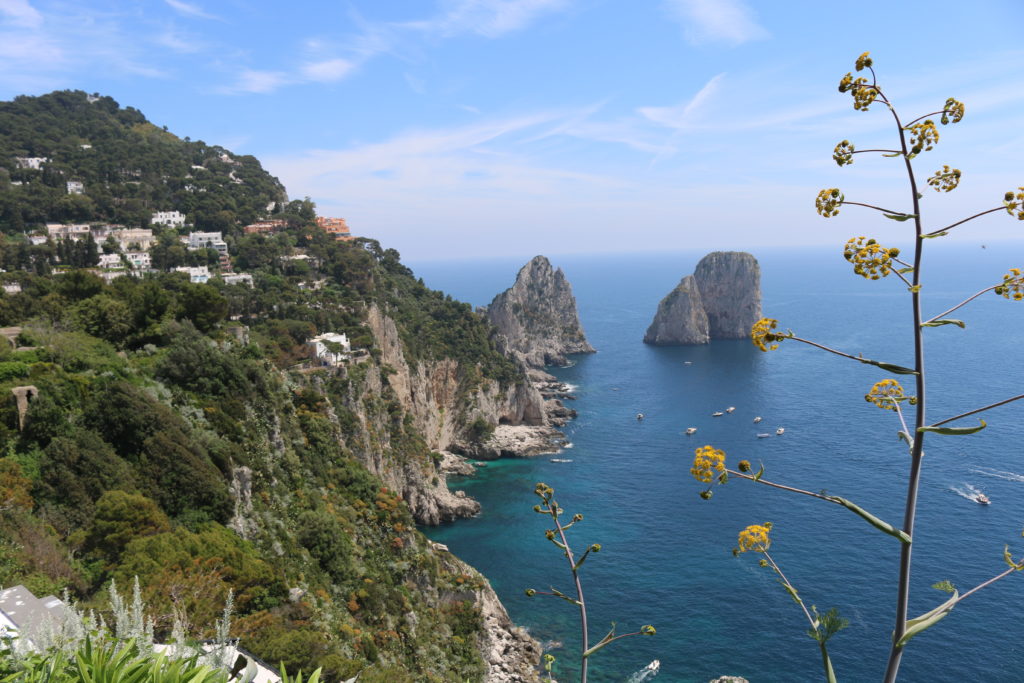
484, 255, 595, 368
643, 252, 761, 346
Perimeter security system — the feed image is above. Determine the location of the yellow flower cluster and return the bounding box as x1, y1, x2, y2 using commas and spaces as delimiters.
843, 237, 899, 279
1004, 188, 1024, 221
737, 523, 772, 554
750, 317, 784, 352
855, 52, 873, 71
690, 445, 726, 484
865, 379, 915, 410
908, 120, 939, 156
833, 140, 855, 167
927, 165, 961, 193
816, 188, 844, 217
994, 268, 1024, 301
941, 97, 965, 125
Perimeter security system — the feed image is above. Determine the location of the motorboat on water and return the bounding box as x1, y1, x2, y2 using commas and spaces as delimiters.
776, 427, 785, 435
550, 458, 573, 463
685, 427, 697, 435
712, 411, 724, 417
636, 413, 645, 421
725, 406, 736, 413
645, 660, 660, 674
757, 433, 772, 438
753, 416, 763, 423
976, 493, 991, 505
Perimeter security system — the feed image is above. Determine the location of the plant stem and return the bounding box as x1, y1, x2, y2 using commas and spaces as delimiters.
883, 84, 926, 683
921, 285, 997, 323
549, 502, 589, 683
931, 393, 1024, 427
956, 566, 1019, 602
923, 206, 1004, 237
842, 200, 910, 216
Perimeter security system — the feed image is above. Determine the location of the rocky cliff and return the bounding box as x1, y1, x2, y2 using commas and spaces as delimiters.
485, 256, 595, 368
642, 275, 709, 345
644, 252, 761, 346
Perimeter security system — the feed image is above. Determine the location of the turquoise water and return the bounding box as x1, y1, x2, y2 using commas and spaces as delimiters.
412, 245, 1024, 682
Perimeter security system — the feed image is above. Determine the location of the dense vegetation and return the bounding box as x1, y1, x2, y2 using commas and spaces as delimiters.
0, 91, 524, 681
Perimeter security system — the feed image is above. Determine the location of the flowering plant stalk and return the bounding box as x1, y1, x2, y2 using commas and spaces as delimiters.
695, 52, 1024, 682
526, 482, 654, 682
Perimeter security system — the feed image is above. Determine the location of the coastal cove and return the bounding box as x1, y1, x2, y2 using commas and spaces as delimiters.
414, 245, 1024, 682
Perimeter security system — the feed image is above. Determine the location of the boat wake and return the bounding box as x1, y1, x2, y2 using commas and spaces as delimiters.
970, 467, 1024, 483
625, 659, 660, 682
950, 483, 987, 502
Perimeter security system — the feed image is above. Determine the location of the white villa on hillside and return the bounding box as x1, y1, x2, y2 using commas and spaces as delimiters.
188, 231, 228, 256
307, 333, 351, 366
152, 210, 187, 228
174, 266, 210, 284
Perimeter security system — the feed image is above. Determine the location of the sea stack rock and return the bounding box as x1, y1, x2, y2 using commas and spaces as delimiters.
642, 275, 709, 345
485, 255, 595, 368
644, 251, 761, 345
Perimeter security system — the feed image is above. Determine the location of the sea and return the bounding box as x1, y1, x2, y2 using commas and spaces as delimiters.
410, 243, 1024, 683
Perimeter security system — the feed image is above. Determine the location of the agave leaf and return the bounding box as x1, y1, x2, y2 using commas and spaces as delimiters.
895, 591, 958, 648
917, 420, 986, 435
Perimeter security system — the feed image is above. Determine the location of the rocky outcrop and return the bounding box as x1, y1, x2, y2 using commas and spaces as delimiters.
643, 275, 709, 345
644, 252, 761, 346
11, 385, 38, 431
694, 251, 762, 339
485, 256, 595, 368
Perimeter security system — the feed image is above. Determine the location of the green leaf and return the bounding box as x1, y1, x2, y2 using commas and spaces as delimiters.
932, 580, 956, 593
922, 231, 948, 239
753, 462, 765, 481
917, 420, 986, 435
883, 213, 916, 221
820, 643, 839, 683
882, 152, 902, 157
827, 496, 912, 544
857, 358, 919, 375
897, 431, 912, 446
896, 267, 915, 274
895, 591, 958, 648
908, 285, 922, 293
921, 319, 966, 328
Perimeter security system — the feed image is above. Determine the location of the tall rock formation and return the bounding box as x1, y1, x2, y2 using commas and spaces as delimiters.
694, 251, 762, 339
484, 256, 595, 368
643, 275, 709, 345
644, 251, 761, 345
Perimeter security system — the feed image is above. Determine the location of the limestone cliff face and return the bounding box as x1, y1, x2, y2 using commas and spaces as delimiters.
336, 305, 545, 525
644, 251, 761, 346
694, 251, 762, 339
643, 275, 709, 345
485, 256, 595, 368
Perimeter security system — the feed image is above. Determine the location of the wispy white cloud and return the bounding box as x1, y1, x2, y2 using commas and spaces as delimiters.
154, 28, 204, 53
663, 0, 768, 46
301, 58, 356, 83
405, 0, 570, 39
221, 68, 289, 94
0, 0, 42, 28
164, 0, 218, 21
638, 73, 725, 130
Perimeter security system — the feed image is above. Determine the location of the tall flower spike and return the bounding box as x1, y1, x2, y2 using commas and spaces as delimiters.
994, 268, 1024, 301
751, 317, 785, 352
816, 188, 844, 217
843, 237, 899, 280
940, 97, 965, 125
737, 523, 772, 554
1004, 188, 1024, 220
927, 166, 961, 193
690, 445, 726, 484
866, 379, 915, 410
833, 140, 855, 167
908, 120, 939, 156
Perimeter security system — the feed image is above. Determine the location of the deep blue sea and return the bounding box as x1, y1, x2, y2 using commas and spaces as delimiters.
410, 244, 1024, 683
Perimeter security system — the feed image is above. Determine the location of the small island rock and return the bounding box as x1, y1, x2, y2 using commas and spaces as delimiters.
643, 275, 709, 345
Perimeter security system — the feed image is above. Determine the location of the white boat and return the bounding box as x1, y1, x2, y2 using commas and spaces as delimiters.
683, 361, 692, 365
757, 433, 772, 438
685, 427, 697, 435
636, 413, 644, 420
712, 411, 724, 417
725, 406, 735, 413
776, 427, 785, 435
976, 493, 991, 505
550, 458, 573, 463
645, 660, 660, 673
753, 416, 763, 423
473, 461, 488, 467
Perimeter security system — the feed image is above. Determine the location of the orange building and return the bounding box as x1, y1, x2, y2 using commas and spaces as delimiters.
316, 216, 353, 241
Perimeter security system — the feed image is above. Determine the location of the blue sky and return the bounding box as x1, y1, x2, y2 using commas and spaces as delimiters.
1, 0, 1022, 261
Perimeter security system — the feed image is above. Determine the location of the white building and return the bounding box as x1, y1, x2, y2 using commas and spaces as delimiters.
188, 231, 228, 256
111, 228, 156, 251
2, 283, 22, 294
124, 251, 151, 270
174, 266, 210, 284
307, 332, 351, 366
97, 254, 123, 269
222, 273, 253, 287
66, 181, 84, 194
47, 223, 91, 240
14, 157, 48, 170
152, 210, 187, 228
